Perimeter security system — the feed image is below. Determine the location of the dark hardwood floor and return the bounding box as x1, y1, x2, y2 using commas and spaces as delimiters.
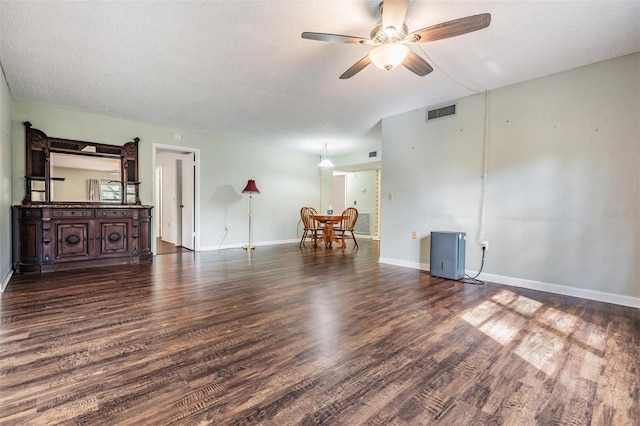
156, 237, 192, 255
1, 240, 638, 425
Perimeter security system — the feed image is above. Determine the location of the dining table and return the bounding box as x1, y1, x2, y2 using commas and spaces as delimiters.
311, 214, 346, 248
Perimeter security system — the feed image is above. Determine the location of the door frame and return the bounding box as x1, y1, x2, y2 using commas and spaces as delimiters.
152, 143, 201, 254
178, 152, 195, 250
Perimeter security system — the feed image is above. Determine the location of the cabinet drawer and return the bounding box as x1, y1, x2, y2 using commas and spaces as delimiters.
21, 209, 42, 218
52, 209, 93, 218
97, 209, 134, 218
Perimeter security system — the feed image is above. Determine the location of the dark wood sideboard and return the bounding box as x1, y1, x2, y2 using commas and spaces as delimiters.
13, 204, 153, 272
14, 123, 153, 273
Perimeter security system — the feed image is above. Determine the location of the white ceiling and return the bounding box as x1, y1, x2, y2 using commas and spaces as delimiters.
1, 1, 638, 157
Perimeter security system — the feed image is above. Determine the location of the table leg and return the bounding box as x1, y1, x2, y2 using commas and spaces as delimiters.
324, 223, 333, 247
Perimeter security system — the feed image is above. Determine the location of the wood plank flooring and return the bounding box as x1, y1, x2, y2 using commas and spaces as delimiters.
156, 237, 192, 255
1, 240, 638, 425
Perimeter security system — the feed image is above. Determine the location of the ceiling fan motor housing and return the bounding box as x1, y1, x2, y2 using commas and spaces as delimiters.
370, 22, 409, 43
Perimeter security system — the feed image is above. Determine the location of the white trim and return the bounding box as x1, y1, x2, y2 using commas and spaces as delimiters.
1, 268, 13, 292
378, 257, 428, 271
199, 237, 374, 252
200, 239, 299, 251
476, 272, 640, 309
378, 258, 640, 309
353, 233, 374, 240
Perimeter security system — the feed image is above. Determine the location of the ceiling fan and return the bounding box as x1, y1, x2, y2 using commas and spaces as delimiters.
301, 0, 491, 79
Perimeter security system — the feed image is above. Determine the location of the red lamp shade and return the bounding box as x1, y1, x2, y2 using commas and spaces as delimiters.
242, 179, 260, 194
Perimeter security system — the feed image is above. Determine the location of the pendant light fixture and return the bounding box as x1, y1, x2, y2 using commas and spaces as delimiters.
318, 143, 334, 168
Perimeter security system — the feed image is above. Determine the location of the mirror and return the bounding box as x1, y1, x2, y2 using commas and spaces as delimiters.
50, 153, 122, 203
23, 122, 140, 205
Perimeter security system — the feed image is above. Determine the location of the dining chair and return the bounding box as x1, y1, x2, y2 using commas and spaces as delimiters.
334, 207, 359, 248
299, 207, 323, 247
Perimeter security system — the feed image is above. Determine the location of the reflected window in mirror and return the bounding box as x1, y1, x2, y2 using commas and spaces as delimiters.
100, 181, 122, 202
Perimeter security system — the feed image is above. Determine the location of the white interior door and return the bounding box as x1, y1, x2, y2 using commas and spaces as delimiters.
154, 144, 200, 255
180, 152, 195, 250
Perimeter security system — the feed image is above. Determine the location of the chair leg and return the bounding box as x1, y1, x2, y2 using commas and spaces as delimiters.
351, 230, 358, 247
300, 229, 308, 247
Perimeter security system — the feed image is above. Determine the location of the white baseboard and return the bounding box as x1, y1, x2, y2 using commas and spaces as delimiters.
1, 267, 13, 292
200, 239, 299, 252
354, 234, 375, 239
378, 258, 640, 309
378, 257, 429, 271
201, 237, 375, 252
477, 272, 640, 309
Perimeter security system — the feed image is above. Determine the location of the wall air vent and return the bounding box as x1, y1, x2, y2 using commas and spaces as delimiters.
427, 104, 456, 121
368, 151, 377, 158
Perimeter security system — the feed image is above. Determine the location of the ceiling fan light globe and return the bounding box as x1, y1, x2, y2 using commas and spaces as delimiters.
369, 43, 409, 70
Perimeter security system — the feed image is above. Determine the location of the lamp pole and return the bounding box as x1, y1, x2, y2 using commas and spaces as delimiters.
245, 193, 255, 250
242, 179, 260, 250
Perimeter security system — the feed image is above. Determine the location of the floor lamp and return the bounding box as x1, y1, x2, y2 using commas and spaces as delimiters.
242, 179, 260, 250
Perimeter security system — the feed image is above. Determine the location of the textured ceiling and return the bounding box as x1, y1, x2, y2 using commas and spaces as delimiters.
1, 1, 638, 157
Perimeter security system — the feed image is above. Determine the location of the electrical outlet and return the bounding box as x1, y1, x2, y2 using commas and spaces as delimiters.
412, 231, 417, 239
482, 241, 489, 251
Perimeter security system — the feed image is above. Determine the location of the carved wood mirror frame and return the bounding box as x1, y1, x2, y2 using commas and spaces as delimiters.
23, 122, 141, 205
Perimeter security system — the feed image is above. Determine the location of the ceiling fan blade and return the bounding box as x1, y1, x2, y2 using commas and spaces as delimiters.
301, 32, 373, 45
382, 0, 409, 34
408, 13, 491, 43
339, 56, 372, 79
402, 51, 433, 76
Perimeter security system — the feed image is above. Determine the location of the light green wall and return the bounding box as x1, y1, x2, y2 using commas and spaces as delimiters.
11, 101, 326, 249
0, 66, 12, 290
380, 53, 640, 306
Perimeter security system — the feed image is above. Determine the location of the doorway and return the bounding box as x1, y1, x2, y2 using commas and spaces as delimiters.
332, 168, 381, 239
152, 144, 200, 255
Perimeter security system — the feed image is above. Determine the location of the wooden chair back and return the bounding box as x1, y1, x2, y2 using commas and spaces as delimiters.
300, 207, 319, 229
300, 207, 322, 248
340, 207, 358, 230
335, 207, 359, 248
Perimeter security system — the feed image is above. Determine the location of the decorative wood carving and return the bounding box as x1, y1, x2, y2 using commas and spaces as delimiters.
15, 123, 153, 273
22, 122, 141, 205
14, 205, 153, 272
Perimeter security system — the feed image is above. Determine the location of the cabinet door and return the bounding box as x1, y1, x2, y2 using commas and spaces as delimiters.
97, 220, 132, 258
53, 221, 92, 262
19, 220, 41, 264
